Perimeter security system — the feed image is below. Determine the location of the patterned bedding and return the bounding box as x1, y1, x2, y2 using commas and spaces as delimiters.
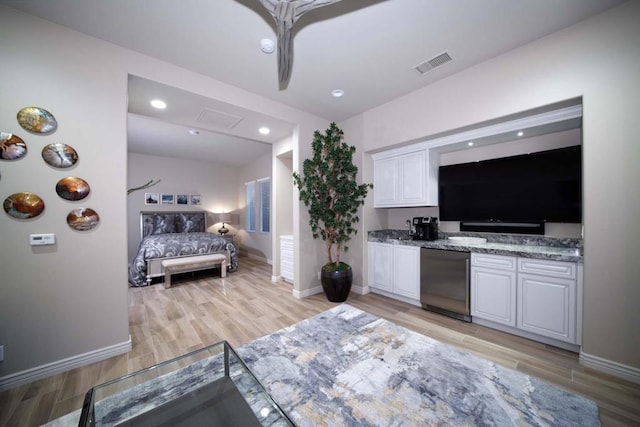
128, 211, 240, 286
128, 232, 238, 286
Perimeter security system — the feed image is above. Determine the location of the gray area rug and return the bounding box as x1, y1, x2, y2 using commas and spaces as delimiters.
44, 304, 599, 426
238, 304, 600, 426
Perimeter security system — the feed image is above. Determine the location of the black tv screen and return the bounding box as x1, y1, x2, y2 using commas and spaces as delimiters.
438, 145, 582, 223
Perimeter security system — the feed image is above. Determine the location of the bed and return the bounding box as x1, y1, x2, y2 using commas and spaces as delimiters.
128, 211, 238, 286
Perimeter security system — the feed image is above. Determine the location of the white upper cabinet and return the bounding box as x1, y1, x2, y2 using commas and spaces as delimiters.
372, 156, 398, 206
373, 147, 438, 207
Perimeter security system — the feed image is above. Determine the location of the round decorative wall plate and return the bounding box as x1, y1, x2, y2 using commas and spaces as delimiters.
0, 132, 27, 160
56, 176, 90, 201
42, 143, 78, 168
3, 192, 45, 219
67, 207, 100, 231
17, 107, 57, 134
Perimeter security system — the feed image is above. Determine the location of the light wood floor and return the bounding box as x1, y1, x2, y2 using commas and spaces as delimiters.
1, 255, 639, 426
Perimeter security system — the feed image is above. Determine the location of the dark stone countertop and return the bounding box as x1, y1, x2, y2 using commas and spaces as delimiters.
368, 230, 583, 263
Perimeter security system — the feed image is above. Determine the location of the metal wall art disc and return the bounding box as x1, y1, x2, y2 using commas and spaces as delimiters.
3, 192, 45, 219
42, 143, 78, 168
17, 107, 57, 134
67, 207, 99, 231
0, 132, 27, 160
56, 176, 90, 201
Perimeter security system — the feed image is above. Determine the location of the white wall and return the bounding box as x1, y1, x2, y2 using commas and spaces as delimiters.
0, 5, 327, 383
355, 2, 640, 372
237, 152, 272, 262
336, 116, 371, 292
0, 7, 130, 378
127, 153, 240, 261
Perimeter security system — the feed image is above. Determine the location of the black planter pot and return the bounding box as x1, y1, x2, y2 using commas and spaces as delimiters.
320, 264, 353, 302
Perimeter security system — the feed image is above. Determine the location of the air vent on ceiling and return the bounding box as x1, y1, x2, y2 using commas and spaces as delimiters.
196, 108, 243, 129
413, 51, 453, 75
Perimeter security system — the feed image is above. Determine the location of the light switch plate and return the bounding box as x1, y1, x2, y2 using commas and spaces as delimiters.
30, 233, 55, 246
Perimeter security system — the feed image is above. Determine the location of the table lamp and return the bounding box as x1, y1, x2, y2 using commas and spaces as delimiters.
217, 212, 232, 235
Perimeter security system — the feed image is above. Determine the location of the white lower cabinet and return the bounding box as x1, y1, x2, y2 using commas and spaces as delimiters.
517, 258, 577, 343
471, 254, 517, 327
368, 242, 420, 303
393, 245, 421, 300
368, 242, 393, 292
280, 235, 294, 283
471, 253, 581, 346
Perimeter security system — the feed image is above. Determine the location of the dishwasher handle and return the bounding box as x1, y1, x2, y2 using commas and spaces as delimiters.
465, 257, 470, 309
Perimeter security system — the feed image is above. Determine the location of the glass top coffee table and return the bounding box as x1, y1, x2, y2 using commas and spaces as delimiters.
79, 341, 293, 426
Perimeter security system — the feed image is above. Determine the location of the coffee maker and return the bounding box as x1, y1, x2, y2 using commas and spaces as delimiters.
412, 217, 439, 241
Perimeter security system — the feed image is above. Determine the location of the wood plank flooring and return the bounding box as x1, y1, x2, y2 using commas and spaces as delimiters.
1, 255, 639, 426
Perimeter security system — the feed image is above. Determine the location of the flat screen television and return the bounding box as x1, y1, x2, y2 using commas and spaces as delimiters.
438, 145, 582, 224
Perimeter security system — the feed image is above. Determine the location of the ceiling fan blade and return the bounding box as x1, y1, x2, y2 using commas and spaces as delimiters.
276, 19, 294, 83
257, 0, 344, 85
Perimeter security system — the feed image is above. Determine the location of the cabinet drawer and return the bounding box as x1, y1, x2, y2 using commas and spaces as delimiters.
518, 258, 576, 279
471, 253, 516, 271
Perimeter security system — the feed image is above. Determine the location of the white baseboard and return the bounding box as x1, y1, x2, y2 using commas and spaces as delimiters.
245, 252, 270, 264
293, 285, 323, 299
0, 336, 132, 391
580, 351, 640, 384
351, 284, 366, 295
369, 288, 422, 308
472, 318, 580, 353
293, 284, 367, 299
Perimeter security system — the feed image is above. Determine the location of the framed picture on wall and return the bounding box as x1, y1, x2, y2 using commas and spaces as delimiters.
176, 194, 189, 205
145, 193, 159, 205
190, 194, 201, 205
161, 194, 174, 205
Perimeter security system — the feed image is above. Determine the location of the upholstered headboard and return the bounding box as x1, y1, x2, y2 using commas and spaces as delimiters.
139, 211, 208, 239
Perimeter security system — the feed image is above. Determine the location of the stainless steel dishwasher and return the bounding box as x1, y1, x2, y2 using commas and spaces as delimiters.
420, 248, 471, 322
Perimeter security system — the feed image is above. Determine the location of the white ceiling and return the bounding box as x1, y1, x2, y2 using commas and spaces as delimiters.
1, 0, 625, 165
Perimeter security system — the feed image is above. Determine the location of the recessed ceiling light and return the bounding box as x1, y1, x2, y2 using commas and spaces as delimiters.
150, 99, 167, 109
467, 141, 474, 146
517, 131, 524, 137
188, 129, 200, 136
331, 89, 344, 98
259, 127, 270, 135
260, 39, 275, 54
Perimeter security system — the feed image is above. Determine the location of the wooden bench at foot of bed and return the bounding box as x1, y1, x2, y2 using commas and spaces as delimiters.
161, 254, 227, 289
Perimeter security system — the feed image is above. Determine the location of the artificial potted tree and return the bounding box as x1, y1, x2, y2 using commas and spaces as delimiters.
293, 122, 372, 302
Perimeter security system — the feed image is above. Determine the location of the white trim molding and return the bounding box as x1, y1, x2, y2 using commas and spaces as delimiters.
293, 285, 323, 299
294, 284, 368, 299
351, 284, 367, 295
580, 351, 640, 384
371, 104, 582, 158
0, 337, 132, 391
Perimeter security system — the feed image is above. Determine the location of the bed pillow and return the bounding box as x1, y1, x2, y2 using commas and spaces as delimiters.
176, 212, 204, 233
151, 213, 176, 235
